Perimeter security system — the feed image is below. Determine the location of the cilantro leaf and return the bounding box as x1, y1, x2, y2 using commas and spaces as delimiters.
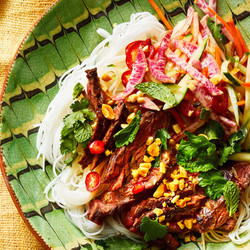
70, 98, 89, 112
64, 150, 78, 166
198, 120, 225, 141
60, 134, 77, 155
223, 181, 240, 216
74, 122, 93, 143
73, 83, 84, 99
177, 131, 218, 172
113, 110, 141, 148
199, 170, 227, 199
64, 112, 86, 129
135, 82, 176, 106
219, 125, 247, 166
207, 17, 227, 53
96, 236, 146, 250
140, 217, 167, 242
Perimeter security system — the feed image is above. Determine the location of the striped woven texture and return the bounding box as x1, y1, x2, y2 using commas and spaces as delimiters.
1, 0, 249, 249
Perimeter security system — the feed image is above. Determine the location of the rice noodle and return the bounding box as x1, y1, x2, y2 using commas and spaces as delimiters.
36, 11, 250, 247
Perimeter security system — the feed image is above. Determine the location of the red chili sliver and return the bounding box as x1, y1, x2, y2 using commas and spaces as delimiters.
121, 70, 132, 87
132, 182, 145, 194
89, 140, 105, 154
85, 172, 100, 192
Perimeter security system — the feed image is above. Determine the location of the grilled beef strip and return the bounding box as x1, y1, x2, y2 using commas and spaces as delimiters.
88, 168, 165, 221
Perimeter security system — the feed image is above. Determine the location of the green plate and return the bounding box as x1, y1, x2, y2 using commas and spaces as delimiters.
1, 0, 250, 249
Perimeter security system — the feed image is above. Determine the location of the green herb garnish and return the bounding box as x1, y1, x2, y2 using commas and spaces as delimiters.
73, 83, 84, 99
113, 110, 141, 148
140, 217, 167, 242
198, 120, 225, 141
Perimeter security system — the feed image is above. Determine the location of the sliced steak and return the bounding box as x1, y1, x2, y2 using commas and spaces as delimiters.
88, 168, 164, 221
79, 68, 110, 168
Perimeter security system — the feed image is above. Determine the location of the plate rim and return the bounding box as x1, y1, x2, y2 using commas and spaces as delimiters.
0, 0, 60, 248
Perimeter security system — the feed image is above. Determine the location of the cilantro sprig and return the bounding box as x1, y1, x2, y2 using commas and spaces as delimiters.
60, 98, 95, 165
140, 217, 167, 242
113, 110, 141, 148
73, 82, 84, 98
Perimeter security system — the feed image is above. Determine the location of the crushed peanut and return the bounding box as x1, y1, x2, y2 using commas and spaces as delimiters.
162, 202, 166, 208
136, 91, 144, 97
139, 162, 151, 169
138, 166, 150, 177
127, 113, 136, 124
128, 94, 138, 103
121, 123, 129, 129
146, 136, 154, 145
137, 97, 145, 104
131, 169, 139, 180
159, 215, 165, 223
155, 138, 162, 145
153, 183, 165, 198
105, 149, 112, 156
185, 236, 191, 242
173, 124, 181, 134
147, 142, 160, 157
184, 219, 193, 229
166, 222, 170, 227
91, 121, 97, 130
177, 220, 185, 230
171, 195, 180, 204
101, 73, 112, 81
159, 162, 166, 173
143, 155, 154, 163
179, 179, 185, 190
102, 104, 115, 120
153, 208, 163, 216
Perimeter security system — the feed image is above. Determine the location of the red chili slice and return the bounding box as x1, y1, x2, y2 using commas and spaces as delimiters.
211, 87, 228, 115
89, 140, 105, 154
125, 38, 154, 69
132, 182, 145, 194
121, 70, 132, 87
177, 99, 195, 118
85, 172, 100, 192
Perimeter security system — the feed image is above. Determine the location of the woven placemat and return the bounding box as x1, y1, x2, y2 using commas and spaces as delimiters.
0, 1, 56, 249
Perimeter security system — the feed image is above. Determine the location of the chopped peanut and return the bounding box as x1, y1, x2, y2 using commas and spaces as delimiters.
159, 162, 166, 174
121, 123, 129, 129
184, 219, 193, 230
131, 169, 139, 180
179, 166, 188, 178
162, 202, 166, 208
164, 192, 172, 198
169, 179, 179, 192
139, 162, 151, 169
153, 208, 163, 216
102, 104, 115, 120
185, 236, 191, 242
155, 138, 162, 145
101, 73, 112, 81
159, 215, 165, 223
138, 166, 150, 177
166, 222, 170, 226
91, 121, 97, 130
177, 220, 185, 230
105, 149, 112, 156
175, 143, 180, 150
193, 219, 197, 224
171, 195, 180, 204
173, 124, 181, 134
107, 99, 115, 105
136, 91, 144, 97
137, 97, 145, 104
183, 197, 191, 202
169, 139, 175, 145
143, 155, 154, 163
179, 179, 185, 190
147, 142, 160, 157
146, 136, 154, 145
128, 94, 138, 103
127, 113, 136, 124
176, 199, 186, 208
191, 235, 196, 241
153, 183, 165, 198
149, 156, 155, 162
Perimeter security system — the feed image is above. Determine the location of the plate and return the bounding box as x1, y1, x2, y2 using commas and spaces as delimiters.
1, 0, 250, 249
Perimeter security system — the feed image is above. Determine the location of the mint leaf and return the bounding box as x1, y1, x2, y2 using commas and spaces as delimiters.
223, 181, 240, 216
207, 17, 226, 53
177, 131, 218, 172
60, 134, 77, 155
114, 110, 141, 148
198, 120, 225, 141
74, 122, 93, 143
70, 98, 89, 112
199, 170, 227, 199
96, 236, 146, 250
135, 82, 176, 106
155, 129, 171, 150
73, 83, 84, 98
140, 217, 167, 242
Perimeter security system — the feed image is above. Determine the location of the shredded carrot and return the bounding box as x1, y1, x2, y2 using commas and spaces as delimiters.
228, 18, 243, 58
236, 100, 246, 106
202, 67, 209, 78
236, 26, 249, 54
207, 6, 232, 34
241, 82, 250, 87
215, 46, 222, 69
148, 0, 173, 30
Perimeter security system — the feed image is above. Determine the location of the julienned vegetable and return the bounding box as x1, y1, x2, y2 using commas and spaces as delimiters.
37, 3, 250, 250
